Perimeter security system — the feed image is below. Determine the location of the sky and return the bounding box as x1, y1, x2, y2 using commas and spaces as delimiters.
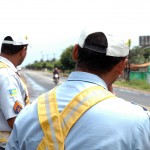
0, 0, 150, 66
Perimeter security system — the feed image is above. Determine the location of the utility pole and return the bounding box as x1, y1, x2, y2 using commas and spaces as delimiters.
46, 54, 49, 61
41, 51, 44, 61
53, 53, 56, 59
126, 39, 131, 82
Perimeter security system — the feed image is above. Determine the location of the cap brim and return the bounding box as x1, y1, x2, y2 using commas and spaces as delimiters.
83, 43, 106, 53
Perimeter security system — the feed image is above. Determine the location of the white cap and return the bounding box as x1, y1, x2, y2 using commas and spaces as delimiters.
78, 28, 129, 57
2, 34, 29, 46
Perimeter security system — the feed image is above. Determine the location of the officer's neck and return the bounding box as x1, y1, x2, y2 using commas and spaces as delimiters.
0, 53, 20, 67
75, 66, 116, 91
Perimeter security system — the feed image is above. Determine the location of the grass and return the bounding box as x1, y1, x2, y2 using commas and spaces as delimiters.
114, 80, 150, 93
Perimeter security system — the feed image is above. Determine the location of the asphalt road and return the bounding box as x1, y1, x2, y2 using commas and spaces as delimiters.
22, 69, 66, 102
114, 87, 150, 110
22, 69, 150, 109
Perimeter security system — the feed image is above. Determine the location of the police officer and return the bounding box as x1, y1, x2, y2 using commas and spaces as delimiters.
0, 34, 30, 149
6, 28, 150, 150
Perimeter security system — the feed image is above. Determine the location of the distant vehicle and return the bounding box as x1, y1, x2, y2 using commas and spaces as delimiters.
53, 74, 59, 85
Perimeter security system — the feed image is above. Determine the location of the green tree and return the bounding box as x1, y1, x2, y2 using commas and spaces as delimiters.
42, 62, 47, 68
130, 46, 149, 64
60, 45, 75, 71
34, 62, 42, 70
45, 62, 53, 70
143, 47, 150, 62
54, 60, 63, 70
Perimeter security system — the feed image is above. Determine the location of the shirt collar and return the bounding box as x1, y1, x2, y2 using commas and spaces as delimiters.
0, 56, 17, 72
67, 71, 108, 90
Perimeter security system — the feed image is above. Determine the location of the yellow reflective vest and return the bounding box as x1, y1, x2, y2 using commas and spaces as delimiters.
0, 62, 30, 143
37, 85, 115, 150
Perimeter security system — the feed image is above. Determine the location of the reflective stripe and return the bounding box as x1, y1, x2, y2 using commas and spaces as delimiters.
60, 86, 115, 139
0, 62, 8, 68
61, 92, 93, 128
37, 89, 64, 150
45, 92, 59, 150
37, 86, 115, 149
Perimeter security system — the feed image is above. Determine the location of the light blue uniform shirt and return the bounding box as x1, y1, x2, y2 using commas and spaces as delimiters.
6, 72, 150, 150
0, 56, 26, 148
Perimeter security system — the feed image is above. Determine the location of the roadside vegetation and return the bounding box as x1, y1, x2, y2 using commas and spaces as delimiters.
114, 80, 150, 93
25, 45, 150, 93
25, 45, 150, 72
26, 45, 75, 72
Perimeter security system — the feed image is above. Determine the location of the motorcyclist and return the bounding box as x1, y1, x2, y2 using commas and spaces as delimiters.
53, 67, 59, 83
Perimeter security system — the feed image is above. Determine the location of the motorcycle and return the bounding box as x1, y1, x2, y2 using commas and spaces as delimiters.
53, 74, 59, 85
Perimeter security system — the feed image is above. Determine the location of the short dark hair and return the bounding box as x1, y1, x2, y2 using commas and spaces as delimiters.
77, 33, 127, 74
1, 36, 28, 55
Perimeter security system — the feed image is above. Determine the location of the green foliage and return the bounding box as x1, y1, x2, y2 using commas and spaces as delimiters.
25, 45, 76, 71
54, 60, 63, 70
143, 47, 150, 60
115, 80, 150, 92
45, 63, 53, 70
26, 61, 53, 70
130, 46, 150, 64
60, 45, 75, 70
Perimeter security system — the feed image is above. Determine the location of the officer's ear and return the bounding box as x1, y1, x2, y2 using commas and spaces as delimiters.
72, 44, 79, 61
20, 46, 27, 57
115, 58, 128, 75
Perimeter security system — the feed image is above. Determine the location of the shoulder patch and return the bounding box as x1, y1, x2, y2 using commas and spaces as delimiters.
8, 89, 18, 97
13, 101, 23, 114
